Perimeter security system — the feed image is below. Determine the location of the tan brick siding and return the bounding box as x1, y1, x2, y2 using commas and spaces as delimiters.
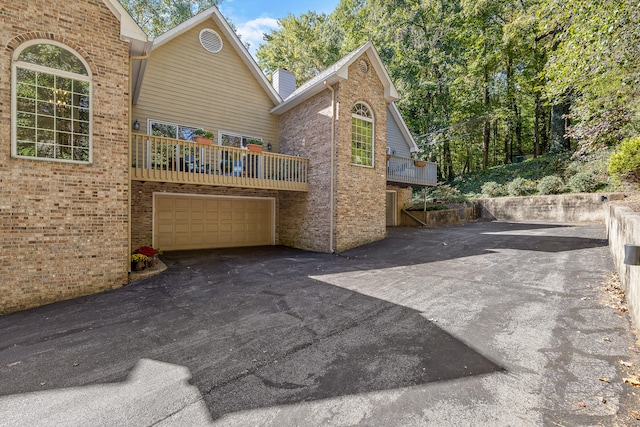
131, 182, 279, 250
279, 53, 389, 253
0, 0, 130, 314
278, 91, 334, 252
334, 55, 388, 252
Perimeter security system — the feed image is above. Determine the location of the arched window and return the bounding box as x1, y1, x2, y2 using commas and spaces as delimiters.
351, 102, 374, 167
12, 41, 92, 163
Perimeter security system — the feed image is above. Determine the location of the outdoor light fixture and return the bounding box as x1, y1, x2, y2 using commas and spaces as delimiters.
133, 120, 140, 131
267, 142, 272, 151
624, 244, 640, 266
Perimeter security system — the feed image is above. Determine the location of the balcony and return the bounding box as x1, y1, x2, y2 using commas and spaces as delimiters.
130, 134, 309, 191
386, 156, 437, 187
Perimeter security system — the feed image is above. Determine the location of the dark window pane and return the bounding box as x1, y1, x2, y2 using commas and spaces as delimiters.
17, 97, 36, 113
57, 132, 72, 146
16, 82, 36, 99
38, 73, 54, 89
74, 148, 89, 161
17, 141, 36, 157
37, 86, 54, 102
17, 112, 36, 128
17, 127, 36, 142
74, 80, 89, 95
74, 135, 89, 148
57, 76, 72, 92
56, 118, 72, 132
37, 115, 54, 129
37, 101, 55, 116
57, 104, 72, 119
16, 68, 36, 85
38, 130, 54, 143
18, 44, 88, 75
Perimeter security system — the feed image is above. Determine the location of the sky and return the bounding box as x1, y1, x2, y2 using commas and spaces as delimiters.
219, 0, 341, 56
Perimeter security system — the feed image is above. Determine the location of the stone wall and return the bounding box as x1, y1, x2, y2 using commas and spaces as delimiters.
606, 204, 640, 333
0, 0, 131, 314
131, 182, 278, 250
334, 55, 388, 252
387, 185, 412, 226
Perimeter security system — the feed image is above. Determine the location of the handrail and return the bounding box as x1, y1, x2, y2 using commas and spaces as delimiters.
130, 133, 309, 191
386, 155, 437, 187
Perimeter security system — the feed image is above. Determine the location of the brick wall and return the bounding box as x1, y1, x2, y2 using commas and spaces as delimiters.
0, 0, 130, 314
387, 185, 413, 223
278, 52, 389, 253
334, 55, 388, 252
278, 91, 334, 252
131, 182, 279, 249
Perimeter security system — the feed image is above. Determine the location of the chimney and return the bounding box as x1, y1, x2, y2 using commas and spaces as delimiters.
273, 68, 296, 99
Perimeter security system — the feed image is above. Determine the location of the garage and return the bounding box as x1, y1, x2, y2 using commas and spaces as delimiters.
153, 193, 275, 251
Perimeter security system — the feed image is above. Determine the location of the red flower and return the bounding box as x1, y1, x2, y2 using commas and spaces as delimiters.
134, 246, 158, 256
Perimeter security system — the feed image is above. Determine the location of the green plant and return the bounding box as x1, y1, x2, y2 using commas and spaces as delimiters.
193, 129, 214, 139
427, 183, 466, 203
246, 139, 263, 146
506, 177, 537, 196
608, 136, 640, 183
537, 175, 565, 195
567, 172, 600, 192
481, 181, 506, 198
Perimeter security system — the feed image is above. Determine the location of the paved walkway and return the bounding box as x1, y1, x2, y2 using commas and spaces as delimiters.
0, 221, 638, 426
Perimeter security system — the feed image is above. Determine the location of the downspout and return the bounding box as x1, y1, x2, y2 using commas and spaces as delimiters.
324, 81, 336, 253
128, 53, 149, 271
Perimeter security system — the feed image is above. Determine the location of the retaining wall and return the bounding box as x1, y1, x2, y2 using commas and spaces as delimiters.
606, 204, 640, 333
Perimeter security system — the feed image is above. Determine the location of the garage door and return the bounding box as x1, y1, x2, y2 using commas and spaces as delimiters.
154, 194, 274, 251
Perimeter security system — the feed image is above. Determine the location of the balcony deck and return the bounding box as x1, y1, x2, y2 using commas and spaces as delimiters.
130, 134, 309, 191
386, 155, 437, 187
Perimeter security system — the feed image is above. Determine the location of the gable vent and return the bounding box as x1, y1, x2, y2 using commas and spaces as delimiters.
358, 59, 369, 73
199, 29, 223, 53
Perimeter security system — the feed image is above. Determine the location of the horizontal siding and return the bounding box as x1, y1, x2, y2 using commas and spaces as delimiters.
386, 108, 411, 158
133, 19, 279, 150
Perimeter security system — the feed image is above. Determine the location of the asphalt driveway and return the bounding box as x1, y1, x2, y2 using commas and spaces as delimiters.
0, 221, 639, 426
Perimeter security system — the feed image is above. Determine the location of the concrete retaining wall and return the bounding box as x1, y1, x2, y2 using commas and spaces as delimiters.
606, 204, 640, 333
478, 193, 625, 223
402, 205, 478, 227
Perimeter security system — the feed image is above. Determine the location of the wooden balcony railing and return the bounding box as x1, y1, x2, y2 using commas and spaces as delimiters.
386, 156, 437, 187
130, 134, 309, 191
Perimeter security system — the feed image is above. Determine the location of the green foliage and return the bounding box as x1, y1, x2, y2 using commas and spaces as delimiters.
536, 175, 564, 195
567, 172, 600, 193
119, 0, 219, 36
425, 183, 466, 203
608, 136, 640, 183
481, 181, 506, 198
506, 177, 537, 196
453, 154, 570, 195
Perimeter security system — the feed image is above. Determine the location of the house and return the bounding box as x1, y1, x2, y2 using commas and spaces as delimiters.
0, 3, 435, 314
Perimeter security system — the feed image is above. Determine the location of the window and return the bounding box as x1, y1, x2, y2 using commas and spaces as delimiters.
13, 41, 92, 162
148, 120, 197, 141
219, 131, 262, 149
351, 102, 374, 167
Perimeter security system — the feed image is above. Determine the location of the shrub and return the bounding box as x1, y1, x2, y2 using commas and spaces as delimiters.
608, 136, 640, 183
537, 175, 564, 195
428, 183, 466, 203
481, 181, 506, 198
506, 177, 537, 196
568, 172, 600, 192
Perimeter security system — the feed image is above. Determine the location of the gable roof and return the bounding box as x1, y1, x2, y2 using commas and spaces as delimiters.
101, 0, 149, 54
389, 103, 419, 153
150, 6, 281, 106
271, 42, 399, 115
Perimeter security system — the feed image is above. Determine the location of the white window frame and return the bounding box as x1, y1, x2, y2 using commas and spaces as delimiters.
11, 39, 93, 164
218, 130, 262, 149
147, 119, 197, 141
351, 101, 374, 168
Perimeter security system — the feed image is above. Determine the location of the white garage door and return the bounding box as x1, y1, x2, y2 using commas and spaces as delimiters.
154, 194, 275, 251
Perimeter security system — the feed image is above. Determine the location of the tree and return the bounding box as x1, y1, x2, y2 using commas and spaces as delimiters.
119, 0, 220, 36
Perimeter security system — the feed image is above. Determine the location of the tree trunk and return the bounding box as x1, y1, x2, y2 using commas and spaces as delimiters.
534, 91, 541, 157
482, 64, 490, 169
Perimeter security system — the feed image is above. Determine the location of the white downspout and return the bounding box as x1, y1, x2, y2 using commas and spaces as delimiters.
324, 81, 336, 253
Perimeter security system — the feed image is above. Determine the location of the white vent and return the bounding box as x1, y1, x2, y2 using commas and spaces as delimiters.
358, 59, 369, 73
199, 29, 223, 53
